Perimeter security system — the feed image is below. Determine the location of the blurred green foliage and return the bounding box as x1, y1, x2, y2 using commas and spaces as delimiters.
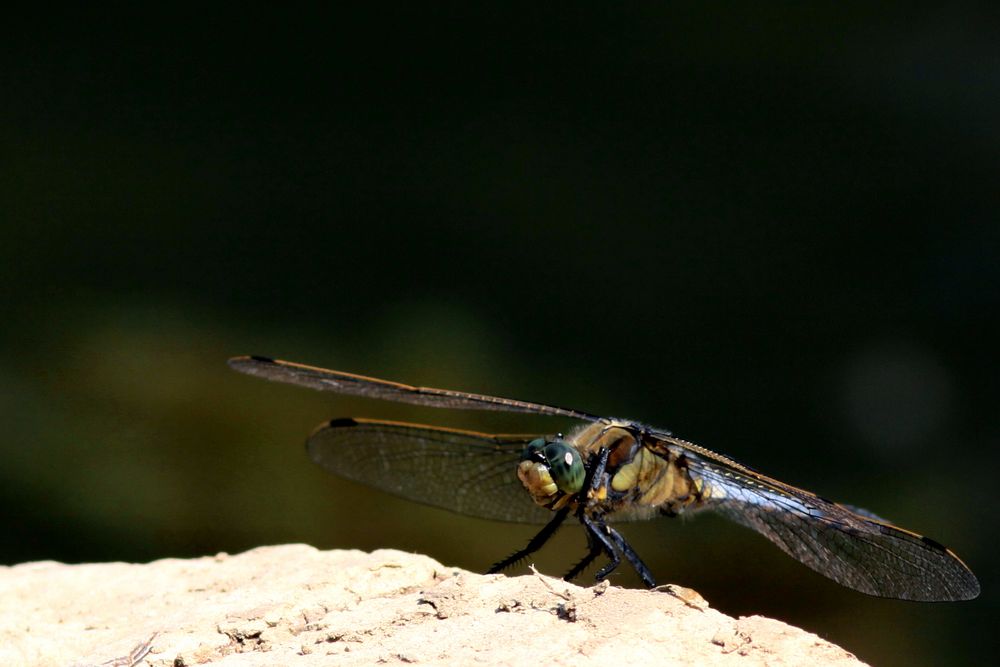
1, 5, 997, 666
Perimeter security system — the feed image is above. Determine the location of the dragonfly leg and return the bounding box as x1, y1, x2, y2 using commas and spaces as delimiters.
486, 506, 570, 574
580, 514, 621, 582
575, 446, 610, 521
562, 447, 617, 582
578, 514, 657, 588
562, 524, 604, 582
605, 524, 656, 588
586, 447, 610, 492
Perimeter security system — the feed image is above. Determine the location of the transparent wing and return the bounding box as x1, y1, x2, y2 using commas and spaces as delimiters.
306, 417, 553, 524
650, 433, 980, 601
229, 356, 600, 421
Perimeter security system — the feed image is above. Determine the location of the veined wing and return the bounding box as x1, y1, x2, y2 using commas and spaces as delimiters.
648, 432, 980, 601
306, 417, 553, 524
228, 356, 600, 421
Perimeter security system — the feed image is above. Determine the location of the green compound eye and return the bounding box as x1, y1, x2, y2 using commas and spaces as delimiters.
541, 441, 584, 494
524, 438, 547, 458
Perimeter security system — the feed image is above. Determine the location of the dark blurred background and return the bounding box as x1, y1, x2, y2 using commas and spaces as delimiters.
2, 4, 997, 665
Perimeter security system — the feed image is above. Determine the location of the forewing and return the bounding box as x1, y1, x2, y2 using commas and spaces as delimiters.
650, 433, 980, 601
229, 356, 599, 420
306, 417, 553, 524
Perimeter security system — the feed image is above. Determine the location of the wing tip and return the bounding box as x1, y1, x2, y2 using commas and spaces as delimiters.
957, 578, 981, 601
916, 536, 982, 601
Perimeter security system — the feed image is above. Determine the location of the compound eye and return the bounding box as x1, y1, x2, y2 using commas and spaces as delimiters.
523, 437, 547, 461
541, 441, 585, 494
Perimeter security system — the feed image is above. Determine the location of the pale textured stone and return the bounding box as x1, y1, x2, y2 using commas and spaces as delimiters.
0, 544, 866, 666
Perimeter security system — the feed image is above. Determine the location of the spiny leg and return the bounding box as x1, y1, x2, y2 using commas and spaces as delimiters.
578, 446, 610, 513
562, 446, 624, 582
487, 506, 571, 574
597, 425, 656, 587
604, 523, 657, 588
562, 522, 604, 582
579, 513, 622, 581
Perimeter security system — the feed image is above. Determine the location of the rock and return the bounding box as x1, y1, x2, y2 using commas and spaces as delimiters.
0, 544, 866, 666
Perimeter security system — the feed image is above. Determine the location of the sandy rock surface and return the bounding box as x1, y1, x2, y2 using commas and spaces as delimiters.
0, 544, 865, 666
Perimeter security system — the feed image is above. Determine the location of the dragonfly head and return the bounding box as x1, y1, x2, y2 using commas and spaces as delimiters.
517, 437, 586, 508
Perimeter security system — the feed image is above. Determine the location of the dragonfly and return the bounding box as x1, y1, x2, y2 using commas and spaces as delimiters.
228, 355, 980, 602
